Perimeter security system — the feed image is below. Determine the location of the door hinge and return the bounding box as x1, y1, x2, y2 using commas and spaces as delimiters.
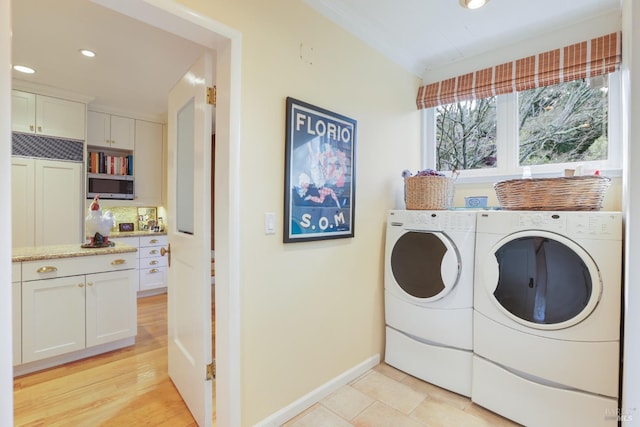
206, 360, 216, 380
207, 86, 217, 106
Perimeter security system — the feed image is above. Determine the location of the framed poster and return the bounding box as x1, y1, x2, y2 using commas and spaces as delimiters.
284, 97, 357, 243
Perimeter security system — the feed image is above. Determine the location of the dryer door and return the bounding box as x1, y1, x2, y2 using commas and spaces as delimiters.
482, 230, 602, 330
390, 230, 460, 302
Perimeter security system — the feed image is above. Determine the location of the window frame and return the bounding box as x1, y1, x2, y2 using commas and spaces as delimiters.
423, 71, 622, 183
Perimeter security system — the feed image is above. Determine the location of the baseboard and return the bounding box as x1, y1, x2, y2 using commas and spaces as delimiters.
14, 337, 135, 377
255, 354, 380, 427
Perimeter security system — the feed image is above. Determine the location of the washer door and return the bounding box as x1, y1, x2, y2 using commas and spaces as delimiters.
482, 230, 602, 330
390, 230, 461, 302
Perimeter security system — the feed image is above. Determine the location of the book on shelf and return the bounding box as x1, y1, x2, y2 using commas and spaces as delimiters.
88, 151, 134, 176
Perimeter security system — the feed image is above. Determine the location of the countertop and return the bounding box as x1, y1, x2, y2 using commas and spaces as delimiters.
100, 231, 167, 238
12, 242, 137, 263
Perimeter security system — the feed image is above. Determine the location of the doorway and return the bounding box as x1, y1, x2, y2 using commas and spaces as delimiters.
97, 4, 241, 423
7, 0, 242, 425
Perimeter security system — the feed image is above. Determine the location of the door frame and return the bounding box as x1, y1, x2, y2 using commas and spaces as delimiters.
92, 1, 242, 425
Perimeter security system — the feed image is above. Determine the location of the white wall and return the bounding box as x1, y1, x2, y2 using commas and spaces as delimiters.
0, 0, 13, 424
178, 0, 421, 424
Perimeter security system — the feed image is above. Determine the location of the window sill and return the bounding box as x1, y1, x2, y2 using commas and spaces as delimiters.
453, 168, 622, 185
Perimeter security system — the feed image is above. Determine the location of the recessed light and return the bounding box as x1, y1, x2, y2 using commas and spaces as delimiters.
13, 65, 35, 74
460, 0, 488, 9
80, 49, 96, 58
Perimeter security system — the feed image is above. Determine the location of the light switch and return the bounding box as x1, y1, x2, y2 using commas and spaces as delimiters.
265, 212, 276, 235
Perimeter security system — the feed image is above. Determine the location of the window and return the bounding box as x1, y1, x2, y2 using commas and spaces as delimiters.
426, 72, 621, 178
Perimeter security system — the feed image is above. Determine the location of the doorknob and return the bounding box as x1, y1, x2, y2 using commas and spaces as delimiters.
161, 243, 171, 267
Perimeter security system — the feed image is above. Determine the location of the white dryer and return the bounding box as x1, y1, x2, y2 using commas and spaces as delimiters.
385, 209, 476, 396
472, 210, 622, 427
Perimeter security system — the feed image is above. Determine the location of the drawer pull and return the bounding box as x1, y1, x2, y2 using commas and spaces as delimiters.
150, 268, 159, 273
36, 266, 58, 273
111, 259, 127, 265
150, 239, 159, 244
150, 260, 159, 265
149, 249, 159, 255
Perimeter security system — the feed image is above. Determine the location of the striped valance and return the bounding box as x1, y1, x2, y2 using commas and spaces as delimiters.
416, 32, 622, 110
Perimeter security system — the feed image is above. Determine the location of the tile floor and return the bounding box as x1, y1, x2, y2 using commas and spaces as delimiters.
283, 363, 521, 427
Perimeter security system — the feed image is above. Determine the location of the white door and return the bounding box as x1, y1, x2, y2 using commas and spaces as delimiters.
167, 52, 213, 426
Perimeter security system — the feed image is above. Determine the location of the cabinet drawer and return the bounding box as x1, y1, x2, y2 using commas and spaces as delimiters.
139, 246, 166, 258
139, 266, 167, 291
139, 235, 167, 247
22, 252, 137, 281
12, 262, 21, 283
139, 256, 168, 268
109, 237, 140, 257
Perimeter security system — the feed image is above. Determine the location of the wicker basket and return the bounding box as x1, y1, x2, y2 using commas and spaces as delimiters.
405, 176, 455, 210
494, 175, 611, 211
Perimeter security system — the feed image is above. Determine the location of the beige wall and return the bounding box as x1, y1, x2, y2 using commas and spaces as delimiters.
178, 0, 421, 424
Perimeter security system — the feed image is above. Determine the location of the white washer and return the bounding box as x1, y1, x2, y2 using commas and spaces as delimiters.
384, 209, 476, 396
472, 210, 622, 427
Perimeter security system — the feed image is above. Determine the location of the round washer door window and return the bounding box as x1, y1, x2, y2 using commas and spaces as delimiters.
390, 231, 460, 301
488, 231, 601, 330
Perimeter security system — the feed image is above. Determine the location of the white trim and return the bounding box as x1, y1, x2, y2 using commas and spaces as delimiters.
89, 1, 243, 425
254, 354, 381, 427
1, 0, 14, 424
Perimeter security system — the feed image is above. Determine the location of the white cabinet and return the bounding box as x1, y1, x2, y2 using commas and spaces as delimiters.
12, 90, 85, 140
110, 235, 168, 294
139, 235, 168, 292
12, 263, 21, 366
11, 157, 83, 248
20, 252, 137, 364
87, 111, 135, 150
22, 275, 86, 362
134, 120, 164, 205
86, 269, 138, 347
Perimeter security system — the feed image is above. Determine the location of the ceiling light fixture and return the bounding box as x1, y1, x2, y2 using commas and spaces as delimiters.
13, 65, 35, 74
460, 0, 489, 9
80, 49, 96, 58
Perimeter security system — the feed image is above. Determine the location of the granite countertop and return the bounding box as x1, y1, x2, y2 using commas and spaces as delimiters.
12, 242, 137, 263
101, 230, 168, 238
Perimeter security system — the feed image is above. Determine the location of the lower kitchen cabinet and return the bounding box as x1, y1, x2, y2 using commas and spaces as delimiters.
18, 250, 137, 365
139, 235, 168, 293
110, 234, 168, 295
22, 276, 86, 363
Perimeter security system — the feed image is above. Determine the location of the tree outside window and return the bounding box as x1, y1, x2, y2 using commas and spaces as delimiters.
434, 77, 609, 172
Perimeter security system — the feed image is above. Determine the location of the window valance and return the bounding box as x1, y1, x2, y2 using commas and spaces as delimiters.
416, 32, 621, 110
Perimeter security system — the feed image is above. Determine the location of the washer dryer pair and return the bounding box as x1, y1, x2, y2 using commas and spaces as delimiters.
384, 209, 476, 397
472, 210, 623, 427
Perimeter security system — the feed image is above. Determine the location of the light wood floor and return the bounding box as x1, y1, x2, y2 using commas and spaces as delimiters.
14, 292, 214, 426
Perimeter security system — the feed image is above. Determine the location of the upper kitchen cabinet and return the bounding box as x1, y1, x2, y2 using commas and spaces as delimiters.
134, 120, 164, 206
12, 90, 86, 141
87, 111, 135, 150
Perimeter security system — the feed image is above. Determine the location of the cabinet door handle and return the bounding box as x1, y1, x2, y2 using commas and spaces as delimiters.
29, 125, 34, 131
37, 126, 42, 132
87, 282, 93, 287
36, 266, 58, 273
78, 283, 84, 288
150, 268, 159, 273
111, 259, 126, 265
150, 239, 159, 244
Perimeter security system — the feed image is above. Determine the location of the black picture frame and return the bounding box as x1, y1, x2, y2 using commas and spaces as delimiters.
284, 97, 357, 243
